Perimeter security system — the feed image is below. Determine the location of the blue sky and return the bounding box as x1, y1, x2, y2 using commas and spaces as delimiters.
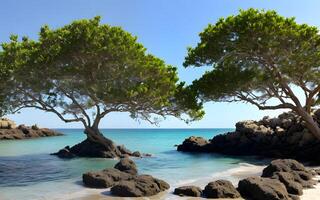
1, 0, 320, 128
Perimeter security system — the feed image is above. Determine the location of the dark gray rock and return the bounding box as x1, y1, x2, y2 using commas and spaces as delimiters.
82, 168, 133, 188
114, 158, 138, 175
174, 186, 202, 197
132, 151, 141, 157
262, 159, 308, 177
272, 172, 303, 195
177, 136, 209, 152
238, 176, 290, 200
203, 180, 240, 198
110, 175, 170, 197
51, 146, 75, 158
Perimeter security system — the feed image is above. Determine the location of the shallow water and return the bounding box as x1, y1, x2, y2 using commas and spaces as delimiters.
0, 129, 265, 200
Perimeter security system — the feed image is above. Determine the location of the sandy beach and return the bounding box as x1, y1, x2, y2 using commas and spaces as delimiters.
54, 164, 320, 200
56, 163, 263, 200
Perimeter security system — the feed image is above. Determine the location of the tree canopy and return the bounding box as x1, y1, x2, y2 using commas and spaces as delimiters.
184, 9, 320, 138
0, 16, 203, 130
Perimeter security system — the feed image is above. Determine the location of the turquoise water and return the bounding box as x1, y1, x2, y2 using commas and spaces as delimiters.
0, 129, 262, 200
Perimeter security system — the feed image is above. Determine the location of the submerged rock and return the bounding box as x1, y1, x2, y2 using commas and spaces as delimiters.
203, 180, 240, 198
174, 186, 202, 197
238, 176, 290, 200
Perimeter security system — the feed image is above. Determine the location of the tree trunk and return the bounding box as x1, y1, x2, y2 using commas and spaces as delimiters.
296, 107, 320, 140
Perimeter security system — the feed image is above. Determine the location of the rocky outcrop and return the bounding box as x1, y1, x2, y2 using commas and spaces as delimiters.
238, 176, 290, 200
261, 159, 317, 196
82, 158, 169, 197
174, 186, 202, 197
237, 159, 317, 200
0, 121, 62, 140
177, 110, 320, 164
53, 139, 144, 159
203, 180, 241, 198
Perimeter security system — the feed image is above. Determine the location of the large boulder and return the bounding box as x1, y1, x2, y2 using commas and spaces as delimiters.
177, 136, 209, 152
114, 158, 138, 175
174, 186, 202, 197
203, 180, 240, 198
238, 176, 290, 200
236, 120, 273, 135
82, 168, 133, 188
110, 175, 170, 197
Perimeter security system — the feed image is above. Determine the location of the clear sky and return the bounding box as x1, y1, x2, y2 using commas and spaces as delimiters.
1, 0, 320, 128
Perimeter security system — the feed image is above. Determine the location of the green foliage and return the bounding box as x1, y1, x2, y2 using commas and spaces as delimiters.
1, 17, 202, 126
184, 9, 320, 110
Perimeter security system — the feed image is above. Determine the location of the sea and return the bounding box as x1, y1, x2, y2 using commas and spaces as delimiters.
0, 129, 267, 200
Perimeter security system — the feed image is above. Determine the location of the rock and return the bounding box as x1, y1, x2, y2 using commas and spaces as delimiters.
117, 145, 132, 155
174, 186, 202, 197
272, 172, 303, 195
68, 139, 121, 158
262, 159, 308, 178
132, 151, 141, 157
177, 136, 209, 152
114, 158, 138, 175
176, 109, 320, 165
238, 176, 290, 200
0, 124, 62, 140
110, 175, 169, 197
83, 168, 134, 188
51, 146, 75, 158
0, 118, 16, 129
203, 180, 240, 198
314, 169, 320, 175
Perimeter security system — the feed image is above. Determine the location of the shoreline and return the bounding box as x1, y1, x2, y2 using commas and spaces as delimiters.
55, 163, 320, 200
55, 163, 265, 200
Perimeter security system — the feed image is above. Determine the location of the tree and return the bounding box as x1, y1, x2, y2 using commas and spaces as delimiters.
184, 9, 320, 139
1, 17, 202, 157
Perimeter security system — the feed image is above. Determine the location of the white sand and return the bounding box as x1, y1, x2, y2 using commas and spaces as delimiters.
300, 175, 320, 200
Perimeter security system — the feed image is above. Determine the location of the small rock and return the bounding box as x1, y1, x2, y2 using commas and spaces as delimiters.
174, 186, 202, 197
132, 151, 141, 157
203, 180, 240, 198
114, 158, 138, 175
110, 175, 169, 197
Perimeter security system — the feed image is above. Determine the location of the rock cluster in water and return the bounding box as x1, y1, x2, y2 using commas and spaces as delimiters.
82, 158, 170, 197
52, 142, 150, 159
174, 159, 318, 200
0, 118, 62, 140
178, 109, 320, 164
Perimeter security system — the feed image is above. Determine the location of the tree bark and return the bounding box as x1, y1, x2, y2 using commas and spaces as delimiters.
295, 107, 320, 140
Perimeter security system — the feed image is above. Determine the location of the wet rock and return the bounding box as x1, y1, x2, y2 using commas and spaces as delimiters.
203, 180, 240, 198
110, 175, 170, 197
114, 158, 138, 175
238, 176, 290, 200
174, 186, 202, 197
